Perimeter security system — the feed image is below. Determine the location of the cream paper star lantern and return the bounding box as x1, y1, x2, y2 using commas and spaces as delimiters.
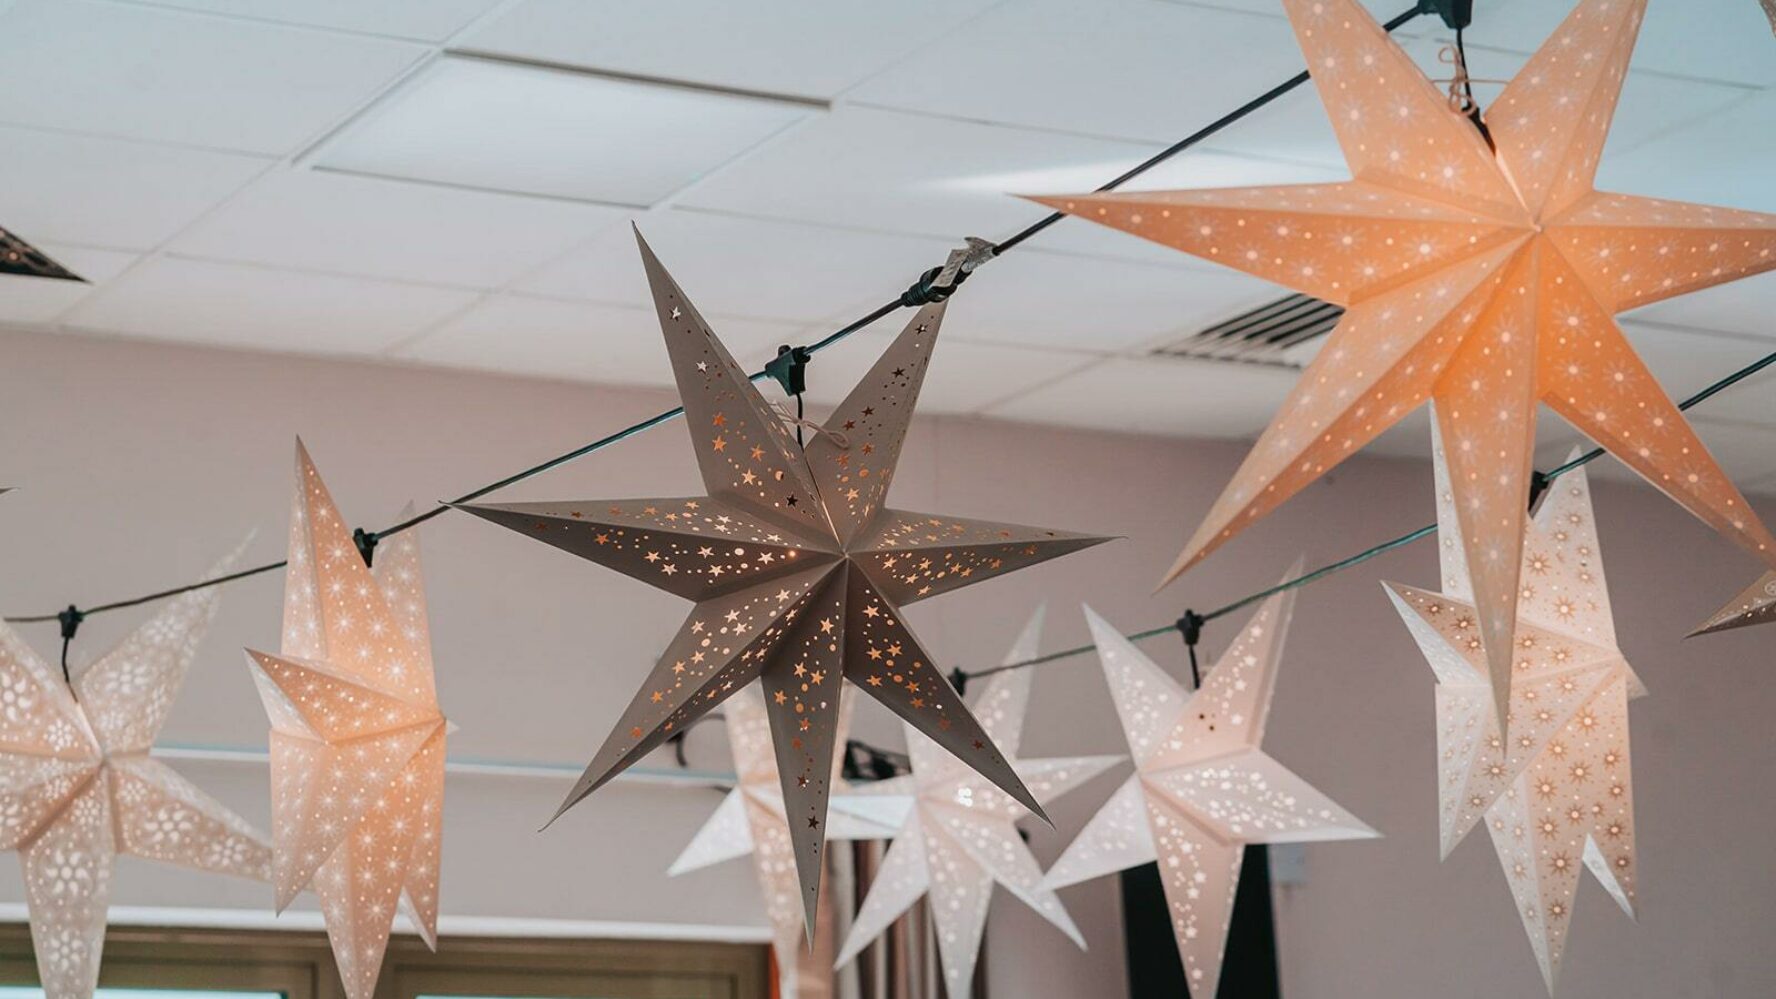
0, 545, 270, 999
1034, 0, 1776, 733
456, 230, 1109, 932
668, 683, 904, 996
1042, 577, 1376, 999
1690, 570, 1776, 636
833, 608, 1121, 999
1384, 426, 1641, 992
244, 443, 448, 999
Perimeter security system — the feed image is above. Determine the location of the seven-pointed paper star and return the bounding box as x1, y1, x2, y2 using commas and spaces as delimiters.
1689, 569, 1776, 637
456, 229, 1110, 932
1033, 0, 1776, 732
1043, 577, 1376, 999
834, 608, 1120, 999
245, 443, 449, 999
0, 545, 270, 999
1385, 432, 1641, 992
668, 682, 904, 991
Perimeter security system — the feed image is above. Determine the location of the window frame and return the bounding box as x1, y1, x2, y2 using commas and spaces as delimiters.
0, 924, 768, 999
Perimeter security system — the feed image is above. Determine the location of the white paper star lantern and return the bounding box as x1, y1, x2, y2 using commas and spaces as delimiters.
1385, 424, 1642, 992
834, 608, 1120, 999
1044, 579, 1376, 999
0, 544, 270, 999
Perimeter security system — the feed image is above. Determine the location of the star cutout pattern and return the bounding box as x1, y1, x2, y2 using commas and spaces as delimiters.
1689, 569, 1776, 637
245, 443, 449, 999
668, 683, 903, 993
457, 229, 1110, 933
0, 544, 270, 999
834, 609, 1120, 999
1385, 431, 1642, 993
1043, 579, 1376, 999
1033, 0, 1776, 732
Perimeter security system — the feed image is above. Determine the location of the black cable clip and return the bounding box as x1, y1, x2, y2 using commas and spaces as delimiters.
764, 344, 812, 397
57, 604, 85, 688
1526, 469, 1551, 511
352, 527, 379, 568
948, 666, 969, 697
900, 238, 996, 307
1418, 0, 1472, 29
1177, 609, 1205, 689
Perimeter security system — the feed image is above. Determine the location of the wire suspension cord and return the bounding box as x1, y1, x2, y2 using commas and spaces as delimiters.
960, 348, 1776, 683
2, 5, 1426, 629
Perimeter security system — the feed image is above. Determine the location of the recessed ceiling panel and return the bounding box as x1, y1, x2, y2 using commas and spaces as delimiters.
983, 355, 1299, 439
170, 168, 628, 289
0, 124, 269, 251
316, 56, 818, 207
63, 257, 478, 355
140, 0, 507, 43
0, 0, 424, 155
395, 293, 803, 386
462, 0, 1000, 101
516, 208, 958, 322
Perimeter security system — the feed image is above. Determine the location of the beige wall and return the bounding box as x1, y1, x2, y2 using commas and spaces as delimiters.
2, 327, 1772, 997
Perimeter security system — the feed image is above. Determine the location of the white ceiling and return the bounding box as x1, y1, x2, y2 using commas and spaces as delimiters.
3, 0, 1775, 492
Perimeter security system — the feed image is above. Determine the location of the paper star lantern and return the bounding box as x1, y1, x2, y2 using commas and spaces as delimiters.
669, 683, 904, 995
834, 608, 1119, 999
245, 444, 449, 999
1034, 0, 1776, 730
1043, 578, 1376, 999
1385, 429, 1641, 991
456, 230, 1110, 930
1690, 570, 1776, 636
0, 546, 270, 999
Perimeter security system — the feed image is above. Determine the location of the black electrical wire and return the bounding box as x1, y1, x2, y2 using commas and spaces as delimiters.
2, 5, 1427, 631
959, 348, 1776, 685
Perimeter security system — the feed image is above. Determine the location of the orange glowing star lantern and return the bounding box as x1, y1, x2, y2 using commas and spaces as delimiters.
245, 443, 448, 999
1032, 0, 1776, 732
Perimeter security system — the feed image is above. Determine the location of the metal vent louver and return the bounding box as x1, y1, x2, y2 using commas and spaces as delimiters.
1149, 293, 1341, 368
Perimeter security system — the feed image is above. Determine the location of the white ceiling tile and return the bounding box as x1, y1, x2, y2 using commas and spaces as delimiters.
796, 318, 1093, 415
1626, 271, 1776, 344
461, 0, 1001, 101
1596, 87, 1776, 215
133, 0, 507, 42
317, 55, 815, 207
0, 125, 269, 251
517, 209, 958, 322
679, 106, 1160, 242
0, 244, 137, 324
62, 257, 477, 354
0, 0, 424, 155
1462, 0, 1776, 87
947, 251, 1282, 352
169, 169, 628, 289
984, 355, 1299, 438
849, 0, 1308, 143
395, 293, 802, 386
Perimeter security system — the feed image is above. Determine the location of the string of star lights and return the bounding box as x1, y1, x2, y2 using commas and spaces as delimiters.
4, 5, 1428, 635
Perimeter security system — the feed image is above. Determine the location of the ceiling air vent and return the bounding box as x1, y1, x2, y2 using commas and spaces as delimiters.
1149, 293, 1341, 369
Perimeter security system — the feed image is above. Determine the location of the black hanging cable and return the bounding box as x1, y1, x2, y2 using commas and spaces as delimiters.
1178, 610, 1205, 689
957, 347, 1776, 685
1, 4, 1429, 629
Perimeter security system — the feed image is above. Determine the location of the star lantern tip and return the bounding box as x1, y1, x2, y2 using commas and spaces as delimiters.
1687, 569, 1776, 637
1041, 0, 1776, 642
